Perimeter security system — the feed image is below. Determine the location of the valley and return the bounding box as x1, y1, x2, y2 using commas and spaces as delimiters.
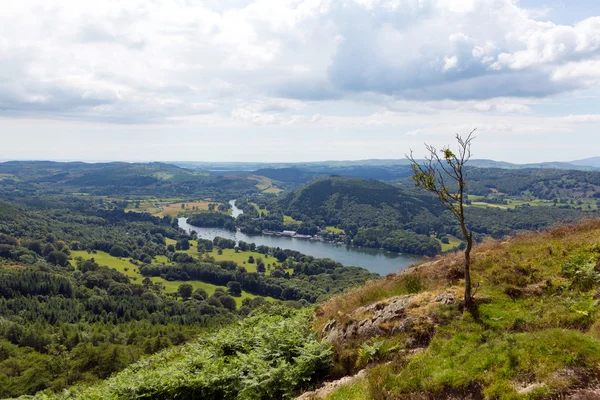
1, 159, 600, 399
3, 2, 600, 398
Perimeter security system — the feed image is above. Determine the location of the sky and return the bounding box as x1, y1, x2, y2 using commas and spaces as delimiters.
1, 0, 600, 163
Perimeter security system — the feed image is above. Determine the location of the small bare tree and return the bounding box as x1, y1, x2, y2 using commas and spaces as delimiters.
407, 129, 476, 307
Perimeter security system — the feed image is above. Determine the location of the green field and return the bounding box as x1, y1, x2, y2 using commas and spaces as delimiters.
435, 234, 462, 252
124, 199, 162, 215
252, 175, 283, 194
468, 195, 554, 210
166, 239, 292, 275
250, 202, 270, 216
208, 248, 282, 272
283, 215, 302, 225
325, 226, 345, 234
262, 186, 283, 194
70, 251, 262, 306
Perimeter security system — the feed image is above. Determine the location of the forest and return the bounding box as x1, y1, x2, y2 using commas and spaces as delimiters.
240, 174, 596, 255
0, 177, 376, 397
3, 160, 600, 398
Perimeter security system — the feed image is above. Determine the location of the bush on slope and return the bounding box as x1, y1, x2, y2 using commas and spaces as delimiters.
50, 307, 332, 400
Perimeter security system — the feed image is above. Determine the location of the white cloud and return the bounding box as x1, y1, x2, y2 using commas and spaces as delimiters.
0, 0, 598, 127
561, 114, 600, 123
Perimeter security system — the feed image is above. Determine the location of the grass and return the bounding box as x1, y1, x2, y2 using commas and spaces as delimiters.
124, 199, 217, 217
165, 238, 200, 257
124, 200, 162, 215
70, 250, 260, 306
468, 195, 561, 210
251, 175, 283, 194
208, 248, 282, 272
319, 220, 600, 399
284, 215, 302, 225
325, 378, 369, 400
326, 226, 345, 234
70, 250, 138, 278
262, 186, 283, 194
250, 202, 270, 216
379, 326, 600, 399
165, 239, 292, 275
436, 234, 462, 252
159, 201, 214, 217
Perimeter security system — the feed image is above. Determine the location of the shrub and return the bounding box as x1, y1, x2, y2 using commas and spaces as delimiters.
561, 255, 600, 291
65, 308, 333, 399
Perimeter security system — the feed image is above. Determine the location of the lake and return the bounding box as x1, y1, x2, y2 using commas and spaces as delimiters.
178, 200, 424, 275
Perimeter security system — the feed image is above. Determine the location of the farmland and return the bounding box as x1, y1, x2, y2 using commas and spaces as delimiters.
124, 199, 220, 217
250, 175, 283, 194
70, 250, 262, 306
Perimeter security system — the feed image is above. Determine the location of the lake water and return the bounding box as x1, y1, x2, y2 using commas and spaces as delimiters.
178, 200, 424, 275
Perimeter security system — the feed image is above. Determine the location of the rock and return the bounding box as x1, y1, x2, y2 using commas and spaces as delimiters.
322, 294, 436, 347
433, 293, 456, 304
516, 382, 546, 395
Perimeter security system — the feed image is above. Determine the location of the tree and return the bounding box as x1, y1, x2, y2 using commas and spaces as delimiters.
178, 283, 193, 299
227, 281, 242, 296
408, 129, 476, 307
193, 288, 208, 301
47, 251, 69, 267
256, 262, 266, 273
248, 256, 255, 264
109, 245, 126, 257
42, 243, 56, 257
220, 295, 237, 311
177, 239, 190, 251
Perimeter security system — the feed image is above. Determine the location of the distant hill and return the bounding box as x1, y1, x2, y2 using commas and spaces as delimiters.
282, 176, 432, 216
276, 176, 446, 255
269, 174, 593, 255
570, 157, 600, 169
173, 158, 600, 174
0, 160, 258, 199
256, 165, 411, 185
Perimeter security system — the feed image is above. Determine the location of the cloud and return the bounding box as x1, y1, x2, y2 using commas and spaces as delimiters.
0, 0, 599, 123
561, 114, 600, 123
327, 0, 600, 100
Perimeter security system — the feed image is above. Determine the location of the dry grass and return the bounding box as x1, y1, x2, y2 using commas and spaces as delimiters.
249, 175, 283, 194
159, 201, 214, 217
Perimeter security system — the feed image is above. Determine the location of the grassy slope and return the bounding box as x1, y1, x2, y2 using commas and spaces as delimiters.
317, 220, 600, 400
164, 238, 286, 273
250, 202, 270, 216
468, 194, 598, 211
284, 215, 302, 225
326, 226, 345, 234
125, 199, 215, 217
436, 234, 462, 252
70, 251, 260, 306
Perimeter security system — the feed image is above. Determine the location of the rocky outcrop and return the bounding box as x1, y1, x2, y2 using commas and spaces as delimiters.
321, 291, 457, 347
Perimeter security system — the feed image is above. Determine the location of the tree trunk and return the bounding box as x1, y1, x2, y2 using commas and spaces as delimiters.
458, 180, 473, 308
463, 231, 473, 307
